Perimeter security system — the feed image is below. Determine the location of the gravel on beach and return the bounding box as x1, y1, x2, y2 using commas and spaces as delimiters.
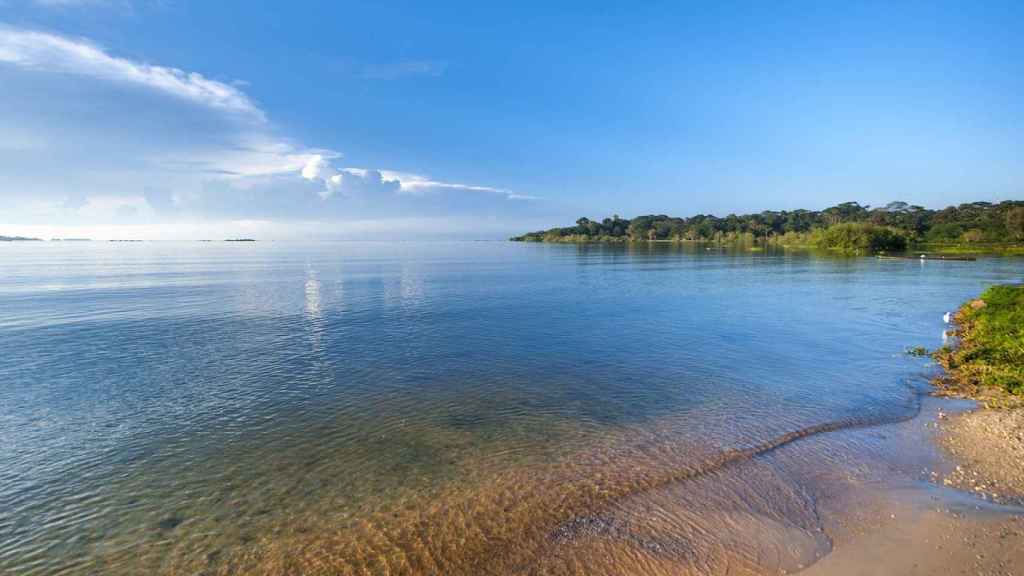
939, 408, 1024, 503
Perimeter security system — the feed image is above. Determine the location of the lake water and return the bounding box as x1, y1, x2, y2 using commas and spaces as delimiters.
1, 241, 1022, 575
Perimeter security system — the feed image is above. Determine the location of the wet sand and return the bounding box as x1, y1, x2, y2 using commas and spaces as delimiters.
799, 403, 1024, 576
802, 501, 1024, 576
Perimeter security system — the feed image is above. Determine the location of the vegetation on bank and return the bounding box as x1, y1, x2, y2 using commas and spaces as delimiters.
816, 223, 907, 254
512, 200, 1024, 254
0, 235, 42, 241
934, 284, 1024, 402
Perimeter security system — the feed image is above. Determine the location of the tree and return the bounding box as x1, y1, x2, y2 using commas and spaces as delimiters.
927, 222, 964, 242
962, 229, 984, 243
818, 223, 906, 254
883, 201, 910, 213
1006, 207, 1024, 241
511, 200, 1024, 244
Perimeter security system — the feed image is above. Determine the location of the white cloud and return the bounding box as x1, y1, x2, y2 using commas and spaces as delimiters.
378, 170, 505, 195
300, 154, 346, 198
302, 161, 403, 198
0, 27, 328, 187
0, 216, 559, 241
300, 154, 336, 181
160, 135, 327, 180
375, 169, 538, 200
300, 157, 514, 200
0, 27, 262, 119
0, 26, 530, 229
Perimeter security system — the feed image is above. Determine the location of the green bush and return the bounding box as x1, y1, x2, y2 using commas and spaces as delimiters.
926, 222, 965, 242
815, 223, 907, 254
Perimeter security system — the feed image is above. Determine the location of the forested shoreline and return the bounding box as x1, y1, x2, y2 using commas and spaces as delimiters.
512, 201, 1024, 254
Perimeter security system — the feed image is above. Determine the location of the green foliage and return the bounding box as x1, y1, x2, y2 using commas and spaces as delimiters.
510, 200, 1024, 248
816, 223, 907, 254
1006, 207, 1024, 241
925, 222, 964, 242
935, 284, 1024, 397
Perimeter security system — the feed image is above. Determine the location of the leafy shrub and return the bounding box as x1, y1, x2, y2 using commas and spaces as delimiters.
815, 223, 907, 254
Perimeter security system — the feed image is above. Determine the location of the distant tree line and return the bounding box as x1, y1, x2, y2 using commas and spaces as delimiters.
512, 201, 1024, 253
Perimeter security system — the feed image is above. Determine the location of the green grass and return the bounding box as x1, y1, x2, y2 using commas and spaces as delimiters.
935, 284, 1024, 399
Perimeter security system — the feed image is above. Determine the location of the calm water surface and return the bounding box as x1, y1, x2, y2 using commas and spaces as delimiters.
1, 241, 1022, 575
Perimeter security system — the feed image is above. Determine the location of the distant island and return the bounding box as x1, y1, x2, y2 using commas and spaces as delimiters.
0, 235, 42, 242
224, 238, 257, 242
512, 200, 1024, 255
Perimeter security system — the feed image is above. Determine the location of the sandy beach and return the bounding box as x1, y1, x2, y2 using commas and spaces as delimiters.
804, 280, 1024, 576
795, 403, 1024, 576
802, 503, 1023, 576
940, 408, 1024, 503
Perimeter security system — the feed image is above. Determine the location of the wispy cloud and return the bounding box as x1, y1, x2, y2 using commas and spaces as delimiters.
378, 170, 504, 194
0, 26, 528, 230
300, 157, 525, 200
358, 59, 448, 80
29, 1, 165, 14
32, 0, 110, 6
0, 27, 263, 119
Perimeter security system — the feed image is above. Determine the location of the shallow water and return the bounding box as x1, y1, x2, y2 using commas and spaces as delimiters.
1, 241, 1021, 575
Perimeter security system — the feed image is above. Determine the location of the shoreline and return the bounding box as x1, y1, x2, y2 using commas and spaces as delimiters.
513, 237, 1024, 255
797, 397, 1024, 576
510, 201, 1024, 255
801, 284, 1024, 574
791, 397, 1024, 576
932, 284, 1024, 504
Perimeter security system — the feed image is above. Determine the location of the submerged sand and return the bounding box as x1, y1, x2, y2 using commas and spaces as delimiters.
183, 396, 1023, 576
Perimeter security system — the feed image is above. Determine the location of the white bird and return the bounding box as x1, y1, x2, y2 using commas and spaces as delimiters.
943, 312, 952, 324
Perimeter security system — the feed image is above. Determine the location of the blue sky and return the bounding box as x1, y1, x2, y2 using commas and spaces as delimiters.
0, 1, 1021, 239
